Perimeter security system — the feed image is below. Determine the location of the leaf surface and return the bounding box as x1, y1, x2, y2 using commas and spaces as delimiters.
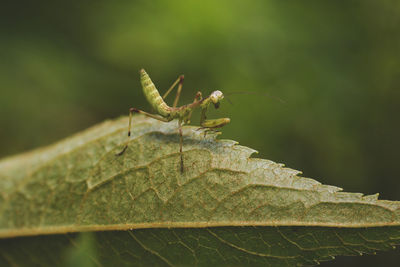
0, 115, 399, 266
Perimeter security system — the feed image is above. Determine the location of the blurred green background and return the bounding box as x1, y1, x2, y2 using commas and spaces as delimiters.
1, 0, 399, 265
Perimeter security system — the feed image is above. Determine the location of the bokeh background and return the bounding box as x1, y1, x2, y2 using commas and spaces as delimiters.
1, 0, 399, 265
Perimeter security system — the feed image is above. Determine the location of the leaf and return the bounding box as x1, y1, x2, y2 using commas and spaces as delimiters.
0, 115, 399, 266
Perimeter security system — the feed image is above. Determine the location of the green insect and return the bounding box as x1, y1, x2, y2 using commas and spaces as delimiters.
116, 69, 230, 173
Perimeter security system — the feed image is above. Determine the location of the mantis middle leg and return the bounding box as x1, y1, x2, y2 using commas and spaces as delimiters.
116, 108, 172, 156
178, 119, 184, 173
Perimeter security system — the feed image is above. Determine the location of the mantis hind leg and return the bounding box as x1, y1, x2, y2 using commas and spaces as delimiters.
162, 75, 184, 108
116, 108, 171, 156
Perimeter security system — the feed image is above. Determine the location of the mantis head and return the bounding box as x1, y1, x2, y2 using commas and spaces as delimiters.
210, 90, 224, 109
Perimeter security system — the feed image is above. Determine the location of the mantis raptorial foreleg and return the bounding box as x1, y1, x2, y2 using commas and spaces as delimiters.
196, 107, 230, 137
199, 107, 230, 129
183, 91, 203, 125
115, 108, 172, 156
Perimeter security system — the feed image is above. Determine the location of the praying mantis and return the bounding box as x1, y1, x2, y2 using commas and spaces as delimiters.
116, 69, 230, 173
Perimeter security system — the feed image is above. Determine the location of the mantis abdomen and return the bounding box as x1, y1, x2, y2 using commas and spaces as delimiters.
140, 69, 171, 117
